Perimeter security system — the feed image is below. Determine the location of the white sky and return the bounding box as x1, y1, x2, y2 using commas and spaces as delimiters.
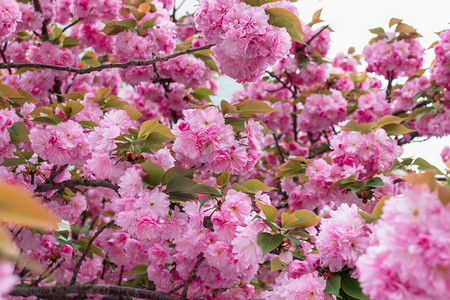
177, 0, 450, 171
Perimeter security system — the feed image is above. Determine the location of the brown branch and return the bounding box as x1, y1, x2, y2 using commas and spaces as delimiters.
62, 19, 81, 33
31, 259, 65, 287
0, 44, 215, 74
272, 134, 286, 163
35, 177, 120, 194
180, 256, 204, 300
298, 25, 329, 51
70, 220, 114, 285
32, 0, 49, 40
386, 70, 395, 101
392, 100, 429, 116
11, 284, 179, 300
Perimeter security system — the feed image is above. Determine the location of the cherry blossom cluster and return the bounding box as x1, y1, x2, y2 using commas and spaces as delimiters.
172, 107, 264, 174
194, 0, 291, 82
363, 34, 424, 79
297, 90, 348, 133
431, 29, 450, 89
357, 185, 450, 299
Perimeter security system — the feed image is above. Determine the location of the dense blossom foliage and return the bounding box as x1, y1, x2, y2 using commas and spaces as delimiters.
0, 1, 449, 300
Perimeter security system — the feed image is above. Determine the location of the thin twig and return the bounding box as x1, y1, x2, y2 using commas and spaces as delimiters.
11, 284, 179, 300
0, 44, 215, 74
272, 134, 286, 163
167, 283, 184, 295
70, 221, 114, 285
62, 19, 81, 33
118, 265, 124, 286
392, 100, 429, 116
386, 70, 394, 101
35, 177, 120, 194
298, 25, 329, 51
31, 259, 65, 287
0, 43, 11, 75
180, 256, 205, 300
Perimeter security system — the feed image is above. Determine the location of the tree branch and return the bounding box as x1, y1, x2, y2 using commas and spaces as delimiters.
0, 44, 215, 74
272, 134, 286, 163
298, 25, 329, 52
11, 284, 179, 300
180, 256, 204, 300
35, 177, 120, 194
70, 220, 114, 285
392, 100, 429, 116
62, 18, 81, 33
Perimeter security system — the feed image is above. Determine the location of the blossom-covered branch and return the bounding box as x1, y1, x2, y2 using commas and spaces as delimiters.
10, 284, 179, 300
34, 178, 120, 194
0, 44, 214, 74
70, 220, 114, 285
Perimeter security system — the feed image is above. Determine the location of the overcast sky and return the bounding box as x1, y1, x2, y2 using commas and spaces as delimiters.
177, 0, 450, 171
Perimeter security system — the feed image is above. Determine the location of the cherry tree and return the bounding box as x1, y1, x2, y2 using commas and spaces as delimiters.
0, 0, 449, 299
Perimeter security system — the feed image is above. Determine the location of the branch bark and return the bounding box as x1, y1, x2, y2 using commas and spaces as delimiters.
35, 177, 120, 194
0, 44, 215, 75
70, 220, 114, 285
180, 256, 204, 300
11, 284, 179, 300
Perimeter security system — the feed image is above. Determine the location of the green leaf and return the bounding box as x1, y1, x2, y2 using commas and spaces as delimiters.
324, 274, 342, 297
256, 232, 283, 257
161, 167, 195, 185
0, 84, 23, 98
123, 105, 142, 120
358, 210, 377, 224
366, 177, 387, 188
142, 17, 158, 29
62, 37, 80, 48
141, 159, 165, 187
221, 100, 238, 114
13, 151, 33, 160
234, 100, 280, 114
413, 157, 444, 175
341, 119, 360, 132
60, 92, 85, 101
191, 88, 215, 102
245, 0, 279, 6
281, 211, 297, 227
270, 256, 284, 272
32, 114, 64, 125
2, 158, 27, 167
288, 229, 315, 240
83, 59, 101, 66
78, 120, 100, 129
126, 264, 148, 274
256, 200, 278, 222
101, 19, 137, 35
8, 122, 30, 143
266, 8, 307, 43
381, 123, 415, 135
375, 115, 403, 127
66, 101, 85, 117
241, 179, 274, 192
231, 183, 255, 194
369, 27, 385, 35
286, 235, 300, 248
138, 115, 161, 138
284, 210, 321, 228
216, 171, 230, 187
341, 273, 369, 300
166, 177, 220, 196
372, 196, 390, 219
193, 53, 219, 72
